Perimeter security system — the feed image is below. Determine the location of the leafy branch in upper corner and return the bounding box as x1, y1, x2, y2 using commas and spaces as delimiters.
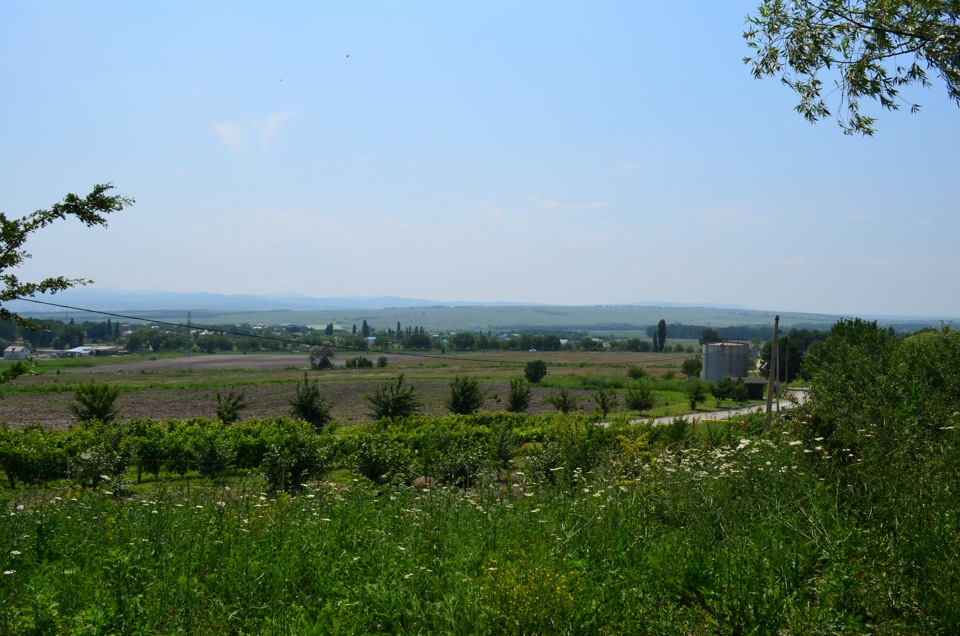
744, 0, 960, 135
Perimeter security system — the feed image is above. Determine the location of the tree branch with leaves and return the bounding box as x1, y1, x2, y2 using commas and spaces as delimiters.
744, 0, 960, 134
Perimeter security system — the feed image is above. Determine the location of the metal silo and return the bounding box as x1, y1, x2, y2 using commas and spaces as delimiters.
700, 342, 749, 382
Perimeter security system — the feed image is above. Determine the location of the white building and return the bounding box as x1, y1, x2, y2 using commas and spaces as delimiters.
3, 345, 30, 360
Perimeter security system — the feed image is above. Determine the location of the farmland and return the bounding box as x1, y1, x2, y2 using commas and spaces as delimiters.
0, 350, 697, 429
1, 322, 958, 634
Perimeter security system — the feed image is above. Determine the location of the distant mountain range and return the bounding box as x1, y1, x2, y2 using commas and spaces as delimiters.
7, 289, 754, 314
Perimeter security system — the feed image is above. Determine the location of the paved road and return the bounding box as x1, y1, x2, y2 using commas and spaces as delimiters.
643, 388, 808, 425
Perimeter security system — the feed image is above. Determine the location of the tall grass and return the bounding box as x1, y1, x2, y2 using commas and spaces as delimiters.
2, 414, 957, 634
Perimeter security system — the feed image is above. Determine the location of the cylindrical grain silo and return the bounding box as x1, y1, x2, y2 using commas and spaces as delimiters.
700, 342, 750, 382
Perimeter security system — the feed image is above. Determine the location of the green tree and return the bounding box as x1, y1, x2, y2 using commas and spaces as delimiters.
700, 327, 721, 344
290, 373, 333, 432
524, 359, 548, 384
365, 374, 423, 421
0, 184, 132, 384
657, 319, 667, 352
545, 388, 580, 413
745, 0, 960, 135
70, 381, 122, 424
215, 389, 248, 424
681, 356, 702, 378
362, 320, 370, 338
593, 389, 618, 419
404, 332, 432, 350
625, 384, 657, 414
310, 344, 335, 370
445, 376, 487, 415
505, 378, 532, 413
687, 380, 708, 410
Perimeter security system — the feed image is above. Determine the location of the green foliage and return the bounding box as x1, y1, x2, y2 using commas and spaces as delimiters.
377, 356, 388, 368
445, 376, 487, 415
260, 418, 329, 492
350, 431, 414, 484
744, 0, 960, 135
523, 359, 548, 383
505, 378, 532, 413
0, 184, 133, 330
344, 356, 374, 369
214, 389, 247, 424
681, 356, 702, 378
626, 365, 647, 380
711, 375, 745, 406
365, 373, 422, 421
699, 327, 721, 344
289, 373, 333, 432
624, 384, 657, 414
309, 345, 335, 370
544, 388, 580, 414
592, 389, 618, 419
70, 381, 122, 424
687, 380, 707, 410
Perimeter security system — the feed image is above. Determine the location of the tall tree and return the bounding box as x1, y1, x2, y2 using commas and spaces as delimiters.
657, 319, 667, 352
745, 0, 960, 135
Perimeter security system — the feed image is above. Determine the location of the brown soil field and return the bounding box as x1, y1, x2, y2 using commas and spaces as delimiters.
0, 351, 688, 430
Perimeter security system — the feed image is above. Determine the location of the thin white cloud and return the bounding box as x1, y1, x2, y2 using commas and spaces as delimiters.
259, 111, 297, 148
783, 255, 808, 267
213, 121, 246, 151
615, 163, 642, 172
696, 202, 770, 228
213, 110, 298, 152
529, 196, 608, 210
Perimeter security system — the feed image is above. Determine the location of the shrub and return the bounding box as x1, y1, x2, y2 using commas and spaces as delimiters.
377, 356, 388, 368
593, 389, 618, 419
624, 385, 657, 414
687, 380, 708, 410
365, 373, 422, 421
446, 376, 487, 415
524, 360, 548, 383
289, 373, 333, 432
351, 431, 414, 485
545, 388, 580, 414
260, 418, 327, 492
506, 378, 532, 413
345, 356, 374, 369
626, 366, 647, 380
70, 381, 121, 424
309, 345, 335, 370
681, 357, 702, 378
215, 389, 248, 424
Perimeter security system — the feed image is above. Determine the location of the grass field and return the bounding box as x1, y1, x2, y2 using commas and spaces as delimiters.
0, 350, 720, 429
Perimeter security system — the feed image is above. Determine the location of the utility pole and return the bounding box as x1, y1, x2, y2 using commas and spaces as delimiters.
764, 315, 779, 431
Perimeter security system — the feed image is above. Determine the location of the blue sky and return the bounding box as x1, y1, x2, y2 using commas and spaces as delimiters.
2, 1, 958, 318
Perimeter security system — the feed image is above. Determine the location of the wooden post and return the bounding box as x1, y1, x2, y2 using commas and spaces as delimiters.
764, 315, 779, 431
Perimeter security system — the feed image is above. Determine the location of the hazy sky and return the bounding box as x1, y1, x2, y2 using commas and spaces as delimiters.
2, 2, 958, 318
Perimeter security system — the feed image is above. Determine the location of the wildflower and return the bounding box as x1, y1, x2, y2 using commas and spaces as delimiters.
3, 570, 14, 576
9, 551, 20, 556
788, 440, 802, 446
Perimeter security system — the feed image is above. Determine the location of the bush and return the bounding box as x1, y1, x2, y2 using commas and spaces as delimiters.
524, 360, 548, 383
626, 366, 647, 380
506, 378, 532, 413
377, 356, 388, 368
446, 376, 487, 415
70, 381, 121, 424
309, 345, 335, 370
345, 356, 374, 369
593, 389, 618, 419
215, 389, 248, 424
624, 385, 656, 414
351, 431, 414, 485
681, 357, 702, 378
260, 418, 328, 492
545, 388, 580, 414
687, 380, 708, 410
365, 374, 422, 421
289, 373, 333, 432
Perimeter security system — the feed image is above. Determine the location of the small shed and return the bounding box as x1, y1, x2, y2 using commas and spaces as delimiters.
3, 345, 30, 360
